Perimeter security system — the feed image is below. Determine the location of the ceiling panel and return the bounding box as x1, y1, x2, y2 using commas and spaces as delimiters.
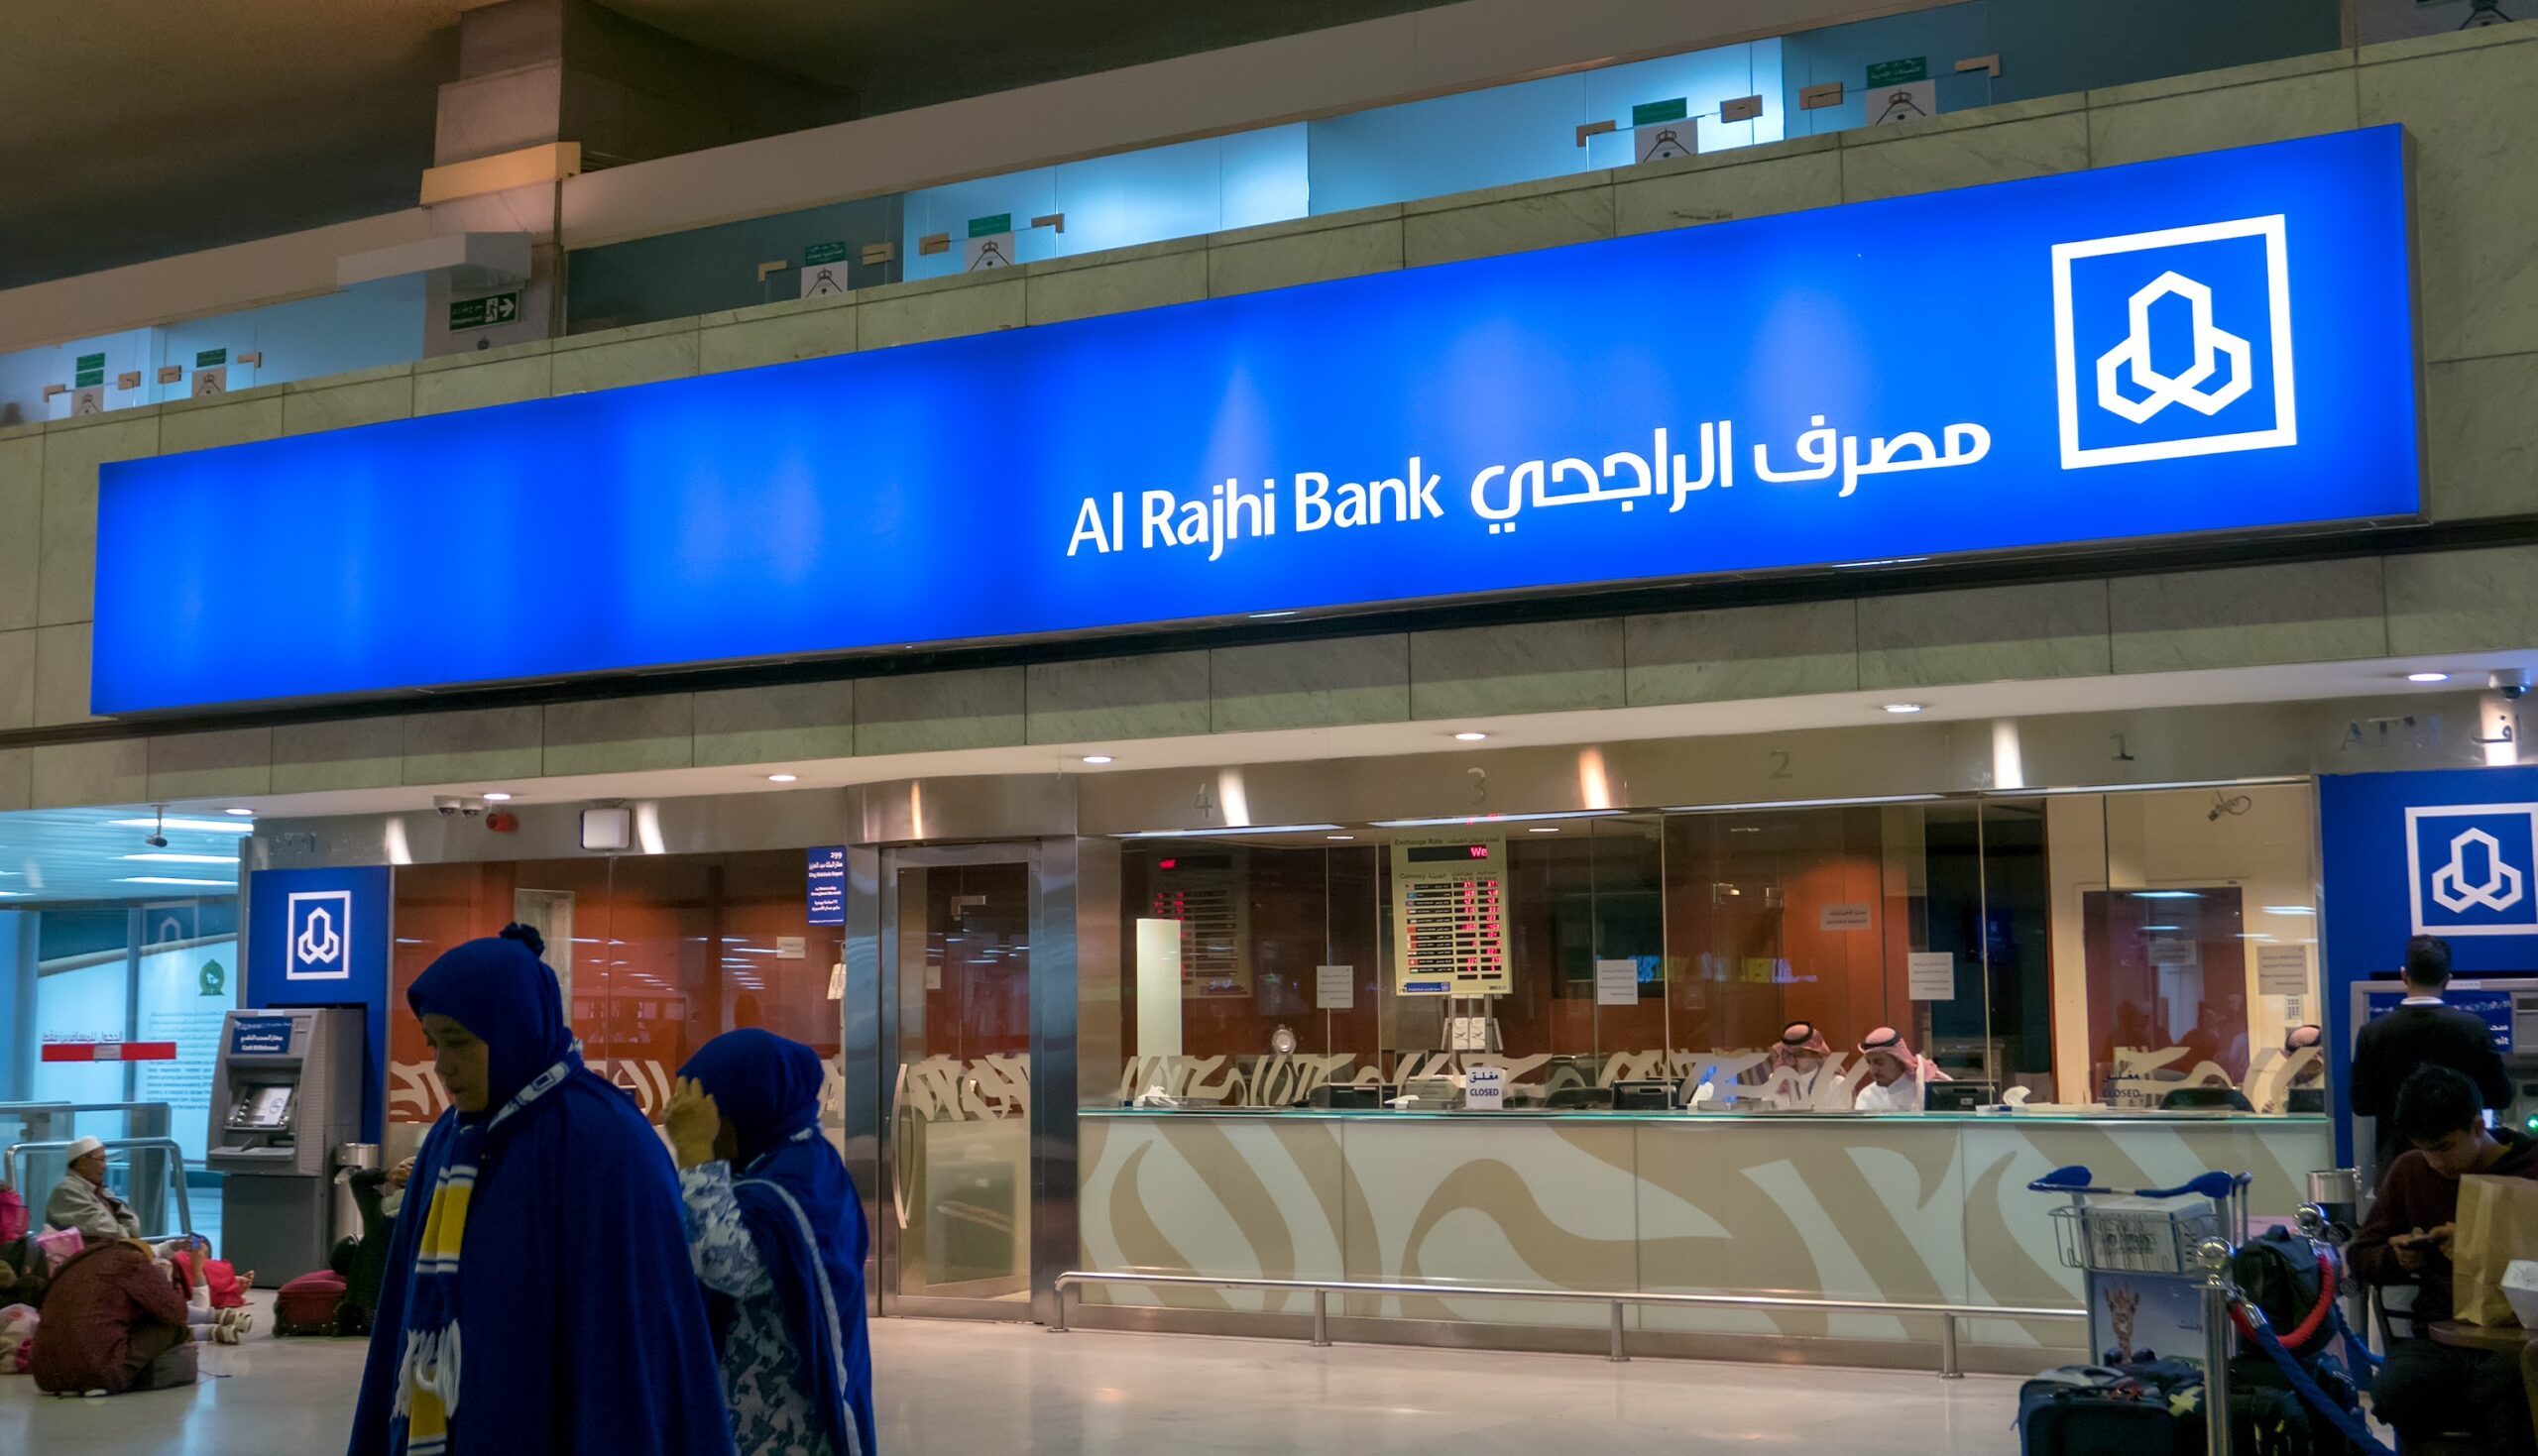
0, 806, 249, 907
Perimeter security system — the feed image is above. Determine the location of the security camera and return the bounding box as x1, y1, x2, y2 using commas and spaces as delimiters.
144, 833, 169, 849
2492, 669, 2531, 701
433, 796, 463, 818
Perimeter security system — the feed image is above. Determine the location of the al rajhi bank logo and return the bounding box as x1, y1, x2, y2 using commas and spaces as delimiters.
1059, 212, 2295, 562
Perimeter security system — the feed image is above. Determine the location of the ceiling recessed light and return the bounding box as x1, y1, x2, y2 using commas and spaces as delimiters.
2406, 671, 2450, 684
1081, 754, 1113, 765
1452, 731, 1489, 742
765, 774, 798, 784
482, 791, 514, 802
224, 807, 255, 818
1883, 703, 1925, 715
1326, 834, 1354, 840
1529, 826, 1561, 834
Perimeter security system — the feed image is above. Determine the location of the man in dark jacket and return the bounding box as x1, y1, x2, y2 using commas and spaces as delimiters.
2349, 935, 2512, 1179
2350, 1065, 2538, 1456
29, 1239, 195, 1395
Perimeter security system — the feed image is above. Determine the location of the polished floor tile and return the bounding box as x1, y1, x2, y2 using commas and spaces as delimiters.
2, 1307, 2021, 1454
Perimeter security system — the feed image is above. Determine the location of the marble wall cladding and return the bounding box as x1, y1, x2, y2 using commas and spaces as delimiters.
2422, 351, 2538, 519
1838, 102, 2091, 203
31, 738, 149, 810
1857, 580, 2113, 689
271, 718, 408, 794
696, 300, 859, 375
1410, 619, 1627, 719
1614, 138, 1842, 237
2360, 30, 2538, 364
415, 347, 556, 416
401, 705, 544, 786
1209, 634, 1410, 732
38, 413, 157, 628
692, 680, 856, 766
1404, 174, 1617, 268
2108, 558, 2389, 673
1207, 213, 1405, 299
32, 621, 92, 727
157, 393, 285, 455
1027, 652, 1212, 743
540, 694, 696, 775
549, 320, 699, 395
854, 666, 1027, 756
0, 434, 36, 631
147, 727, 275, 801
1025, 243, 1211, 328
0, 629, 31, 730
2086, 58, 2361, 168
2385, 543, 2538, 655
280, 369, 414, 436
1626, 600, 1859, 706
0, 748, 29, 813
858, 276, 1026, 352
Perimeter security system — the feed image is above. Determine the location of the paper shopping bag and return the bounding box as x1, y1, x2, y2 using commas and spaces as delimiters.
2452, 1173, 2538, 1326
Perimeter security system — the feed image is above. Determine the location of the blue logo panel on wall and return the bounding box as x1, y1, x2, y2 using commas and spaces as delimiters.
92, 128, 2420, 715
249, 866, 392, 1139
2320, 768, 2538, 1161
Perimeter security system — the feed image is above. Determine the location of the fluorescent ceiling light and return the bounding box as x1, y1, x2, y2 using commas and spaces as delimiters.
1081, 755, 1114, 765
224, 807, 256, 818
766, 774, 798, 783
1883, 703, 1925, 715
2261, 905, 2316, 916
1114, 824, 1342, 839
1326, 834, 1355, 840
1248, 610, 1298, 619
1452, 731, 1489, 742
120, 876, 232, 887
125, 852, 239, 865
2130, 890, 2202, 900
482, 791, 515, 802
2405, 672, 2449, 683
1370, 810, 1624, 828
1529, 827, 1561, 834
110, 818, 255, 836
1669, 794, 1945, 813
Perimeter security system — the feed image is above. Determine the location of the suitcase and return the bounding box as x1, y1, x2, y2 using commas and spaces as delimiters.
274, 1270, 346, 1336
2019, 1364, 2206, 1456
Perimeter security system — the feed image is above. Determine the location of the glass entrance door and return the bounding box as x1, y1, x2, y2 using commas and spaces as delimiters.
879, 847, 1035, 1315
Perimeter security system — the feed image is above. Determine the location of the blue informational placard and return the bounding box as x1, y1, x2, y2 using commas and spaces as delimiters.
92, 128, 2420, 715
2363, 987, 2516, 1054
807, 845, 846, 926
229, 1015, 294, 1057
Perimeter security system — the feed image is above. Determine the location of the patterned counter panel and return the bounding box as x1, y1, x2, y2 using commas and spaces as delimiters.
1077, 1113, 2331, 1349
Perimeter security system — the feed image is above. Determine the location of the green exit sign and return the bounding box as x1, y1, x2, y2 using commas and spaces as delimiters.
448, 291, 521, 330
968, 214, 1013, 239
803, 240, 850, 266
1631, 98, 1689, 128
195, 347, 227, 369
75, 352, 105, 373
1867, 56, 1929, 85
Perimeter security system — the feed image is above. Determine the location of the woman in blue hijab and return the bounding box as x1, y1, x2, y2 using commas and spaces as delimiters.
347, 926, 734, 1456
666, 1029, 875, 1456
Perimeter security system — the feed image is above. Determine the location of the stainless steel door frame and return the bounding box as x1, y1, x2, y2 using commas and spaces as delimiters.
872, 840, 1077, 1322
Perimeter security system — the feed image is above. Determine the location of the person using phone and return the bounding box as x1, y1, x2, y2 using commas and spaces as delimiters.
2349, 1064, 2538, 1456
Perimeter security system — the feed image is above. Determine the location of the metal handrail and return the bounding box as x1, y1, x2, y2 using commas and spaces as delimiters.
4, 1137, 196, 1242
1049, 1271, 2081, 1378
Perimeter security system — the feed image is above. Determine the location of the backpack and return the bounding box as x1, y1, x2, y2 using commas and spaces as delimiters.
2018, 1363, 2207, 1456
2232, 1229, 2334, 1356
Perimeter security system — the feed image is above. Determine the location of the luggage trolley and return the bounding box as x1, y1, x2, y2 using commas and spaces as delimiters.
2029, 1165, 2251, 1456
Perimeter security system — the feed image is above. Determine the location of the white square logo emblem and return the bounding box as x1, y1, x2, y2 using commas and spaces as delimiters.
2051, 215, 2296, 470
2405, 803, 2538, 938
285, 889, 354, 979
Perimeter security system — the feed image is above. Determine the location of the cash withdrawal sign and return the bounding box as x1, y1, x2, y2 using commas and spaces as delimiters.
93, 129, 2419, 714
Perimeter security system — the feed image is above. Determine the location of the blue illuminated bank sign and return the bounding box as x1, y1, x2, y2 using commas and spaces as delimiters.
92, 128, 2419, 715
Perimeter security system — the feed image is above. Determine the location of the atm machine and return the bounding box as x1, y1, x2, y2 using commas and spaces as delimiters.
2349, 975, 2538, 1191
206, 1007, 362, 1277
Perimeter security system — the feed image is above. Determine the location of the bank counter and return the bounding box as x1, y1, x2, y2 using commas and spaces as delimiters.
1075, 1105, 2328, 1370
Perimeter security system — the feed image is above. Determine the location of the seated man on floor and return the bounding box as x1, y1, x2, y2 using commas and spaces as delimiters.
30, 1239, 201, 1396
44, 1136, 142, 1247
2349, 1064, 2538, 1455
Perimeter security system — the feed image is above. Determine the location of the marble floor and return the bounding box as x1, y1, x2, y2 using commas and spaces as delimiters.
3, 1305, 2024, 1454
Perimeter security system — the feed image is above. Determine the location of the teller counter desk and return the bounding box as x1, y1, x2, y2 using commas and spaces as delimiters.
1076, 1107, 2330, 1373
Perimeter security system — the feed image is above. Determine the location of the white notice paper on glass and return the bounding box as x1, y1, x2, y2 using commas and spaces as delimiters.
1907, 951, 1956, 1001
1464, 1064, 1506, 1110
776, 936, 806, 960
1316, 964, 1355, 1011
1596, 958, 1641, 1006
1819, 903, 1873, 932
2256, 944, 2311, 997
